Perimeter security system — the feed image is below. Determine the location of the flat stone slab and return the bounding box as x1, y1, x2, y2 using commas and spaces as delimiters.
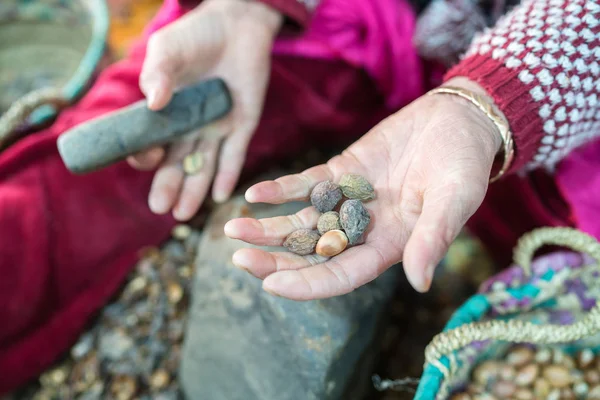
180, 185, 399, 400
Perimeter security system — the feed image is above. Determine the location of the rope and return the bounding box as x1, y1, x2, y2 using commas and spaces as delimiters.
0, 87, 67, 149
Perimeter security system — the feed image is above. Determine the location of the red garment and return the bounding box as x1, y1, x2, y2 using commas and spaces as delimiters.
0, 11, 388, 396
446, 0, 600, 259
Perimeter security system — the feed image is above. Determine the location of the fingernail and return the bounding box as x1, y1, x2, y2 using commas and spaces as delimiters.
149, 194, 169, 214
213, 191, 229, 204
147, 87, 157, 107
173, 206, 190, 222
422, 263, 436, 292
232, 251, 249, 271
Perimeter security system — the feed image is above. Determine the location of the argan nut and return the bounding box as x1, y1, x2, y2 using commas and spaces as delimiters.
317, 211, 342, 234
310, 181, 342, 213
339, 174, 375, 201
506, 346, 534, 367
473, 360, 500, 385
283, 229, 320, 255
513, 389, 534, 400
515, 363, 539, 387
491, 380, 516, 398
533, 378, 551, 398
340, 199, 370, 245
543, 364, 571, 388
578, 348, 595, 369
589, 385, 600, 399
316, 230, 348, 257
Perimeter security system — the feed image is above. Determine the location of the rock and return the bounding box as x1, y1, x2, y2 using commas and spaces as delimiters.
98, 329, 134, 361
543, 364, 571, 388
179, 179, 399, 400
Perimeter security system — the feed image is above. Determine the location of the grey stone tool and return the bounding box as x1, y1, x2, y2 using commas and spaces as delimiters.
57, 78, 232, 174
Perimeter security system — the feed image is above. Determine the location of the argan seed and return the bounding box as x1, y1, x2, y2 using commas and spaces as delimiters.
491, 380, 516, 398
340, 199, 370, 245
182, 152, 204, 174
507, 346, 534, 367
473, 361, 500, 385
499, 364, 516, 381
283, 229, 320, 255
560, 387, 575, 400
516, 363, 539, 387
535, 348, 552, 364
543, 365, 571, 388
149, 369, 170, 391
534, 378, 551, 398
578, 349, 595, 369
586, 369, 600, 385
172, 224, 192, 240
339, 174, 375, 201
589, 385, 600, 399
574, 381, 589, 397
316, 230, 348, 257
317, 211, 342, 235
513, 388, 534, 400
310, 181, 342, 213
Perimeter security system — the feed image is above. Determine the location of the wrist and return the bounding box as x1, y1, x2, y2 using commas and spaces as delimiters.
436, 77, 517, 182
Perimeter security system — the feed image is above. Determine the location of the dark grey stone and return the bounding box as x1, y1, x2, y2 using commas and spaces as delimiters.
180, 185, 399, 400
57, 78, 232, 174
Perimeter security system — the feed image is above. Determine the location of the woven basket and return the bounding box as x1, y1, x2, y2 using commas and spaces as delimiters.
415, 227, 600, 399
0, 0, 108, 147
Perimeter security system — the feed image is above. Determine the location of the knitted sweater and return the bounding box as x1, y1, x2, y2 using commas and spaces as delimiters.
269, 0, 600, 174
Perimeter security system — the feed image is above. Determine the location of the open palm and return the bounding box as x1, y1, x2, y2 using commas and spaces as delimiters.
225, 80, 503, 300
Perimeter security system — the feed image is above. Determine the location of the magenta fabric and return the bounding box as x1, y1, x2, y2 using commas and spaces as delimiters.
556, 138, 600, 241
272, 0, 425, 109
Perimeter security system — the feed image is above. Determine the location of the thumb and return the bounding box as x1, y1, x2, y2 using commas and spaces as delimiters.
139, 10, 220, 110
139, 30, 179, 111
402, 179, 487, 293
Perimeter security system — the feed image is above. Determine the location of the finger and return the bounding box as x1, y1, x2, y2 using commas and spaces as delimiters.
126, 147, 165, 170
147, 141, 196, 214
224, 206, 320, 246
245, 165, 335, 204
211, 126, 253, 203
172, 139, 219, 221
402, 182, 485, 293
232, 249, 327, 279
139, 15, 203, 110
261, 243, 394, 301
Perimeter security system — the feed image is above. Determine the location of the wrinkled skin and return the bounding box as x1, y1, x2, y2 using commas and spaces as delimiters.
225, 78, 503, 300
129, 0, 282, 221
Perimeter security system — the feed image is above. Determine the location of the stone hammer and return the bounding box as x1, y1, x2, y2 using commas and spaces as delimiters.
57, 78, 232, 174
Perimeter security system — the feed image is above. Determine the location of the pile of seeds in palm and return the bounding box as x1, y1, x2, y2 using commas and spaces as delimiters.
451, 345, 600, 400
11, 224, 201, 400
283, 174, 375, 258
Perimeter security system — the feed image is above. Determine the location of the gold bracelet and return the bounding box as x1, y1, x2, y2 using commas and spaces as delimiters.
426, 86, 515, 183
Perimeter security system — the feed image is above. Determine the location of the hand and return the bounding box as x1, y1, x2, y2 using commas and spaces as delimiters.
129, 0, 282, 221
224, 78, 503, 300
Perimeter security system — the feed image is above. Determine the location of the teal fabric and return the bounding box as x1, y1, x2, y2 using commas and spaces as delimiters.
414, 295, 490, 399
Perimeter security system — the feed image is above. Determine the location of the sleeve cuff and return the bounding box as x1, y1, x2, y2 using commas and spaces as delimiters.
444, 55, 544, 174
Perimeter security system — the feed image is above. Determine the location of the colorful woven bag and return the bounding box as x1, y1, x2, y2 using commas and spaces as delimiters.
415, 227, 600, 399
